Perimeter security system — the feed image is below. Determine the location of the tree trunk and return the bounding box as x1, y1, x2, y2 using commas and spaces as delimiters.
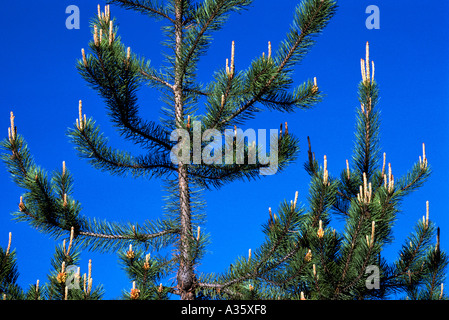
177, 165, 195, 300
174, 0, 196, 300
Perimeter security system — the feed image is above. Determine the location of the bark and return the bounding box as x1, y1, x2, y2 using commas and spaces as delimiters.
173, 0, 196, 300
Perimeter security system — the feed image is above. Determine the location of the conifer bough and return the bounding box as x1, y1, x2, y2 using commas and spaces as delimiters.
1, 0, 337, 300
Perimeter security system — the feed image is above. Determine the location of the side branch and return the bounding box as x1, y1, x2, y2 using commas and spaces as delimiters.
140, 69, 175, 91
220, 1, 328, 126
78, 229, 177, 241
110, 0, 175, 22
70, 116, 176, 178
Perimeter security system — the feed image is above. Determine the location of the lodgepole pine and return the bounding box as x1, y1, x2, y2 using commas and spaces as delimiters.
1, 0, 337, 300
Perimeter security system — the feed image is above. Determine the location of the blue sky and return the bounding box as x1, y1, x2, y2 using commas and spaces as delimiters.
1, 0, 448, 299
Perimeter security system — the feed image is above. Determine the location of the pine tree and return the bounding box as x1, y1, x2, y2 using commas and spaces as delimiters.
196, 42, 446, 300
0, 230, 103, 300
0, 233, 24, 300
1, 0, 337, 300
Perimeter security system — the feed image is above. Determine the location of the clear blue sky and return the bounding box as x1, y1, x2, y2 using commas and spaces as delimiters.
1, 0, 448, 299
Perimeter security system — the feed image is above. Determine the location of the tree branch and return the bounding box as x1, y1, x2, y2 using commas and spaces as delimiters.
219, 1, 325, 126
140, 69, 175, 91
110, 0, 175, 23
